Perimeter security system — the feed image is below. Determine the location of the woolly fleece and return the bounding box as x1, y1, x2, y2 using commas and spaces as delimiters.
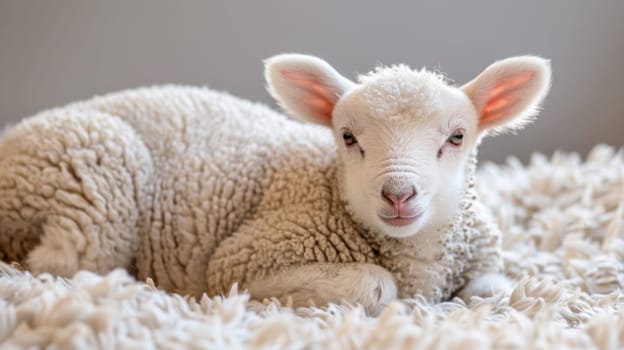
0, 85, 501, 306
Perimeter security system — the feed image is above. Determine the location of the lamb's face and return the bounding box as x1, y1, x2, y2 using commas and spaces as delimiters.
266, 54, 551, 238
332, 69, 479, 237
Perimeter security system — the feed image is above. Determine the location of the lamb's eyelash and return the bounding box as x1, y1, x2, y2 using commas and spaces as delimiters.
441, 118, 464, 136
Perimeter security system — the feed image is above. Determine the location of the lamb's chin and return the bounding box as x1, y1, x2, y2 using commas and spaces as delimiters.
371, 215, 426, 239
380, 224, 422, 239
369, 203, 429, 234
345, 201, 426, 238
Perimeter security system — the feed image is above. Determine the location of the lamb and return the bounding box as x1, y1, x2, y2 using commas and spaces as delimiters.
0, 54, 551, 314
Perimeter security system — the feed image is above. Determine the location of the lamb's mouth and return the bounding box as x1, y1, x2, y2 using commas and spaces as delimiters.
379, 213, 422, 227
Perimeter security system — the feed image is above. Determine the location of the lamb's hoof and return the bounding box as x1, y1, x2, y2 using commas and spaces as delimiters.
457, 273, 511, 302
355, 265, 398, 316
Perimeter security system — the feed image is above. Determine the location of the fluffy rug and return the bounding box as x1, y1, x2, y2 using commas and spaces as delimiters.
1, 144, 623, 349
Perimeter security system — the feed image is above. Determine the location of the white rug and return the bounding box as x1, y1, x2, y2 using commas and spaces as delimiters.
1, 145, 623, 349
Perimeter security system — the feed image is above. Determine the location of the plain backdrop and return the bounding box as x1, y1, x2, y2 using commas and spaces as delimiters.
0, 1, 622, 163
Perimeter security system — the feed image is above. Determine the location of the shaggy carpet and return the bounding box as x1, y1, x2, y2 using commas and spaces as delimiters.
1, 145, 624, 349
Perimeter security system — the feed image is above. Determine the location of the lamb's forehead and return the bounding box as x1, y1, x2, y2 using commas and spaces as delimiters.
355, 65, 451, 121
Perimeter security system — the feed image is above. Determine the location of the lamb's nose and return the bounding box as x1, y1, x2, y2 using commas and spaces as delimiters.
381, 186, 417, 207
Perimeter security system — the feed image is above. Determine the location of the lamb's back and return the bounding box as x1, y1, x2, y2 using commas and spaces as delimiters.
70, 85, 340, 294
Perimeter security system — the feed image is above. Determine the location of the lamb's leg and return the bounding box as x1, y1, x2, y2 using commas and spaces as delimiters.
246, 263, 397, 315
0, 110, 152, 276
207, 208, 396, 314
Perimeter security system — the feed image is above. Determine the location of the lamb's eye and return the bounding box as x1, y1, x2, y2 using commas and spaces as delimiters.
343, 131, 357, 146
447, 130, 464, 146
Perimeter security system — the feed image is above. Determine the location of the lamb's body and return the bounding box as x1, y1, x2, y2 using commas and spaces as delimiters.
0, 54, 551, 312
0, 86, 498, 301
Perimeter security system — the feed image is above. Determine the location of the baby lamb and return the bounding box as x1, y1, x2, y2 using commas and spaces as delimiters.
0, 54, 551, 314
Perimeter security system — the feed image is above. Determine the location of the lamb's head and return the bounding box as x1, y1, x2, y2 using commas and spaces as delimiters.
265, 54, 551, 238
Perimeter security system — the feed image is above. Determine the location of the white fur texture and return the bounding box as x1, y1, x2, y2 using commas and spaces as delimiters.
0, 55, 550, 313
1, 145, 623, 349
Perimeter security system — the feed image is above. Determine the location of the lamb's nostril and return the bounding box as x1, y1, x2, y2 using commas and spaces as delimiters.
402, 187, 417, 204
381, 188, 396, 205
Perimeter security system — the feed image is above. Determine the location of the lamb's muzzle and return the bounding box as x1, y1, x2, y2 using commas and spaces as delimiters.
380, 184, 419, 226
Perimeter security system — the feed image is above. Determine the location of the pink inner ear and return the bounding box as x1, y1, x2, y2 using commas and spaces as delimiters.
281, 70, 337, 122
480, 71, 535, 125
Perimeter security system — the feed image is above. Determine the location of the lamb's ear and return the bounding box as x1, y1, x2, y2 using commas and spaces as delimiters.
265, 54, 355, 127
462, 56, 551, 135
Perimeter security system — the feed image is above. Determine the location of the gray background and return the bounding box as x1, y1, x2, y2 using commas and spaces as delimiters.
1, 1, 622, 163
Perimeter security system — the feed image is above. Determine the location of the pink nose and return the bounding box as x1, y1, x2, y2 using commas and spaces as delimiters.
381, 186, 417, 207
